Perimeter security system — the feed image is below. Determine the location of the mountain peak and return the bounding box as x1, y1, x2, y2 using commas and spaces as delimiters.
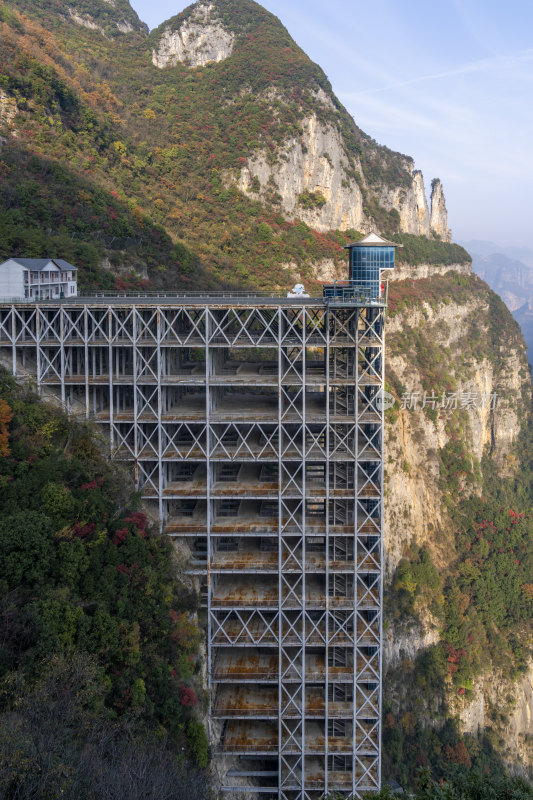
151, 0, 287, 68
67, 0, 148, 35
152, 2, 236, 68
8, 0, 148, 35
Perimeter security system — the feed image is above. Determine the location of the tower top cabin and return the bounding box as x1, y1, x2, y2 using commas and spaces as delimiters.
344, 231, 401, 293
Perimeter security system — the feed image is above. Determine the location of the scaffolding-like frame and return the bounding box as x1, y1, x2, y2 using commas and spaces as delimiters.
0, 294, 386, 800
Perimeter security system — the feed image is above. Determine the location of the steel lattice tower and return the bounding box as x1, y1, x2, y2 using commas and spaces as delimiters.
0, 239, 393, 798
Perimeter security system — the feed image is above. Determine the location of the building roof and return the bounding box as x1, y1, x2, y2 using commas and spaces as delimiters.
344, 231, 402, 248
5, 258, 78, 272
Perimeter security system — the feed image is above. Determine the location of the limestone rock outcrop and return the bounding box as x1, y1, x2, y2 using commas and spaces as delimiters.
66, 0, 147, 34
380, 169, 430, 236
234, 113, 365, 232
430, 178, 452, 241
233, 108, 453, 238
0, 89, 18, 128
152, 3, 235, 68
68, 8, 105, 33
452, 659, 533, 768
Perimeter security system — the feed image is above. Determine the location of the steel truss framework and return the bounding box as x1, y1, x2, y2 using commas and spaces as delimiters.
0, 298, 386, 800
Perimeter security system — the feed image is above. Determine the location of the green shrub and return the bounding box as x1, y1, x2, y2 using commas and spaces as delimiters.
186, 719, 209, 768
256, 221, 274, 242
297, 189, 327, 209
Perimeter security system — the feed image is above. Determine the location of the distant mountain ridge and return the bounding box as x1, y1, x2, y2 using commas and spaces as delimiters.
461, 241, 533, 361
459, 239, 533, 268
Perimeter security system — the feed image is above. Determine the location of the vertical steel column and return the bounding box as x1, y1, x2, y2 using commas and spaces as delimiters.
353, 309, 360, 798
301, 311, 306, 800
277, 305, 283, 800
11, 304, 16, 377
324, 306, 330, 798
206, 308, 212, 706
132, 308, 139, 489
378, 307, 385, 791
107, 306, 114, 451
60, 306, 66, 411
156, 307, 164, 528
84, 306, 89, 420
35, 305, 41, 396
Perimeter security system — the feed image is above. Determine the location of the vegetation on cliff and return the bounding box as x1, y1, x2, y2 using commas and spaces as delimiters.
0, 143, 205, 292
395, 235, 471, 268
363, 769, 533, 800
0, 369, 210, 796
3, 0, 148, 34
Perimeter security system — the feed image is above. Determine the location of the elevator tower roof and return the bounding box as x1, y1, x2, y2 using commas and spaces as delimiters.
344, 231, 402, 248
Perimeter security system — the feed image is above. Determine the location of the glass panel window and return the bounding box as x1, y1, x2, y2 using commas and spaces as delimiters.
351, 246, 395, 293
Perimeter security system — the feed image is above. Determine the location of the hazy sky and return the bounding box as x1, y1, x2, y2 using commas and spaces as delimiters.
130, 0, 533, 247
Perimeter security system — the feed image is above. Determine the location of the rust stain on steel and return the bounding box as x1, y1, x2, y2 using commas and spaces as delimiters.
212, 481, 279, 496
223, 720, 278, 749
215, 686, 277, 713
210, 517, 278, 533
215, 653, 278, 678
357, 554, 380, 569
165, 522, 206, 533
162, 481, 206, 497
212, 551, 278, 570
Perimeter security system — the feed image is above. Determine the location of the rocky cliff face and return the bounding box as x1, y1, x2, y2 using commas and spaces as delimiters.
384, 278, 527, 574
0, 89, 18, 130
388, 262, 471, 281
452, 659, 533, 769
234, 112, 365, 232
152, 2, 235, 68
287, 258, 472, 287
232, 113, 454, 236
64, 0, 147, 34
430, 178, 452, 242
380, 169, 430, 236
383, 272, 532, 777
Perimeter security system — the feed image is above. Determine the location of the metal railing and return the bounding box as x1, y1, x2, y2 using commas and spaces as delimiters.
322, 280, 388, 305
0, 281, 388, 305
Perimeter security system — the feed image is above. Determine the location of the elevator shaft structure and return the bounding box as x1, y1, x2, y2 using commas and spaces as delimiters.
0, 285, 387, 799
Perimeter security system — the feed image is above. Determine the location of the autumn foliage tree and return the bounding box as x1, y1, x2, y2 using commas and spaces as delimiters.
0, 398, 13, 456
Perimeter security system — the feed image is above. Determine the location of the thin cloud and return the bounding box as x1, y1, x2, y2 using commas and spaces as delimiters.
345, 50, 533, 98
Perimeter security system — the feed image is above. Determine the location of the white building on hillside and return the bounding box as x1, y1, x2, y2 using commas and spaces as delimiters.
0, 258, 78, 300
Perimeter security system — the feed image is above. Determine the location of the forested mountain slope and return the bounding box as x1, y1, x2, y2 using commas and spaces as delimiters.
0, 368, 210, 797
0, 0, 468, 291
